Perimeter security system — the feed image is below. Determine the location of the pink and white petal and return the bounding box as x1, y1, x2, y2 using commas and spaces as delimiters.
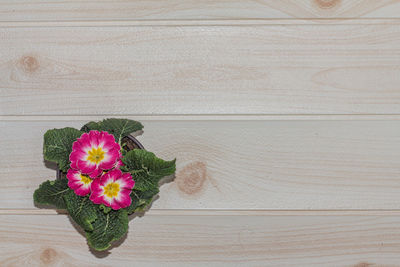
102, 142, 120, 153
77, 159, 97, 175
68, 179, 84, 189
69, 150, 87, 164
90, 193, 106, 205
101, 195, 114, 208
74, 184, 91, 196
99, 132, 117, 148
88, 131, 101, 146
73, 133, 92, 153
99, 149, 120, 170
68, 180, 80, 190
114, 178, 130, 191
114, 189, 132, 209
100, 169, 113, 181
100, 173, 116, 188
114, 159, 124, 168
121, 173, 135, 189
98, 156, 114, 170
90, 187, 103, 197
110, 199, 123, 210
109, 168, 123, 178
66, 169, 79, 180
70, 160, 78, 169
103, 177, 116, 188
88, 168, 102, 179
100, 171, 113, 183
67, 170, 83, 188
90, 179, 103, 192
71, 140, 84, 153
89, 180, 104, 202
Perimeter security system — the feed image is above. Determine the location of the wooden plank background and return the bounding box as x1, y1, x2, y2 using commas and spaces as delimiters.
1, 1, 400, 266
1, 0, 400, 21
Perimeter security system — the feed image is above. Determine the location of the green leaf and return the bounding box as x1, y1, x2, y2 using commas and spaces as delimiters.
86, 209, 129, 251
63, 191, 128, 251
43, 127, 83, 172
122, 149, 175, 214
81, 118, 143, 144
126, 186, 159, 215
122, 149, 176, 191
80, 121, 102, 132
33, 179, 70, 209
63, 191, 98, 232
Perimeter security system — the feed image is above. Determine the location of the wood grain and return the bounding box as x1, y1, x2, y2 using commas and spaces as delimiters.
0, 0, 400, 22
1, 214, 400, 266
1, 1, 400, 265
1, 24, 400, 116
2, 119, 400, 211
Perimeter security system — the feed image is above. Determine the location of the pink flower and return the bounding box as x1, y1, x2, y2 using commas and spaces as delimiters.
114, 159, 124, 169
70, 131, 121, 178
90, 169, 135, 210
66, 169, 93, 196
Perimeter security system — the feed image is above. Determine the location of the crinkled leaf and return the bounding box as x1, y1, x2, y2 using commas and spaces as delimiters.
43, 127, 83, 172
86, 209, 129, 251
126, 186, 160, 215
122, 149, 176, 191
121, 149, 175, 214
80, 121, 102, 132
81, 118, 143, 144
63, 191, 97, 232
37, 119, 174, 251
33, 179, 70, 209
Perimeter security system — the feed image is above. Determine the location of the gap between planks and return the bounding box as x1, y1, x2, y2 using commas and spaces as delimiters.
0, 18, 400, 28
4, 209, 400, 216
2, 114, 400, 121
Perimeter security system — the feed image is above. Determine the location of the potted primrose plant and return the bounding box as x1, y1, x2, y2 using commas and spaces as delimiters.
33, 118, 176, 251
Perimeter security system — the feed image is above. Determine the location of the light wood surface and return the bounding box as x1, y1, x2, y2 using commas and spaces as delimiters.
1, 119, 400, 210
0, 24, 400, 115
1, 0, 400, 266
2, 214, 400, 266
1, 0, 400, 22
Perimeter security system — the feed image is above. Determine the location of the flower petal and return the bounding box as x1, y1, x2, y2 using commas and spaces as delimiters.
66, 169, 92, 196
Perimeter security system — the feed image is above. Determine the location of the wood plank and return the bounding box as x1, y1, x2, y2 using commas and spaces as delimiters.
1, 0, 400, 22
4, 114, 400, 121
1, 119, 400, 210
1, 214, 400, 266
7, 208, 400, 216
4, 19, 400, 28
0, 25, 400, 116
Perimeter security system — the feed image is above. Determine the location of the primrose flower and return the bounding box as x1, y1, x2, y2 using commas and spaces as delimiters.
66, 169, 93, 196
114, 159, 124, 169
70, 131, 121, 178
90, 169, 135, 210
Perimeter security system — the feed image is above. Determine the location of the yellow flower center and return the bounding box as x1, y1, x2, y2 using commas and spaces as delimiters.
104, 182, 120, 198
87, 147, 105, 164
80, 174, 92, 185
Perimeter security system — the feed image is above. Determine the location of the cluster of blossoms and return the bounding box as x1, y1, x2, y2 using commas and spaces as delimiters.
66, 131, 135, 210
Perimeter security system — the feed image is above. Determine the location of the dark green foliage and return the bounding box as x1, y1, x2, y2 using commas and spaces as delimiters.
63, 191, 129, 250
33, 179, 70, 209
81, 118, 143, 144
34, 119, 176, 251
86, 208, 129, 251
43, 127, 83, 172
122, 149, 176, 191
63, 191, 98, 231
122, 149, 176, 214
126, 186, 160, 214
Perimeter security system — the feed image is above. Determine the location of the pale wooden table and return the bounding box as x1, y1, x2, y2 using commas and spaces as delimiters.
1, 1, 400, 266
